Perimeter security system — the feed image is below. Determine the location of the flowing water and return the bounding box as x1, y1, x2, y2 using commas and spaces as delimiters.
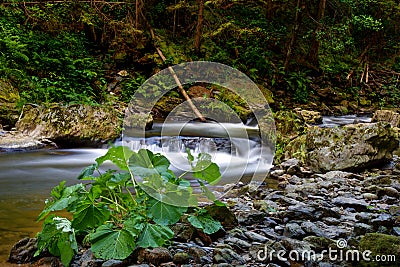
0, 115, 378, 264
0, 121, 273, 265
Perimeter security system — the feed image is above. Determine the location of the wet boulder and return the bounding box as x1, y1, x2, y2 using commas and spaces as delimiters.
289, 122, 398, 173
16, 104, 122, 147
0, 131, 56, 152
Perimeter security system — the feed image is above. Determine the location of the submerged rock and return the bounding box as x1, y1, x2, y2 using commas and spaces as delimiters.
16, 104, 122, 147
305, 122, 398, 172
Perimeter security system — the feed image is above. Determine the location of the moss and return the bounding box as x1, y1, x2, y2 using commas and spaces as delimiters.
358, 233, 400, 266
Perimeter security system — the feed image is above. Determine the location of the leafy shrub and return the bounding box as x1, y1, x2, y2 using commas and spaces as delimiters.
35, 146, 223, 266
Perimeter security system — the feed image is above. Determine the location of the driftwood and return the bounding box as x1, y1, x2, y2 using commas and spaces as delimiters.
141, 10, 206, 122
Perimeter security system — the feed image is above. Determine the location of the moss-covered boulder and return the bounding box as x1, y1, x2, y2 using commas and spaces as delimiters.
358, 233, 400, 266
372, 109, 400, 128
304, 122, 399, 172
294, 108, 323, 125
16, 104, 122, 147
273, 110, 306, 163
0, 79, 20, 129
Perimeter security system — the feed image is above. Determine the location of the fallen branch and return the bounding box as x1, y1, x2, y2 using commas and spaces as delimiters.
142, 11, 206, 122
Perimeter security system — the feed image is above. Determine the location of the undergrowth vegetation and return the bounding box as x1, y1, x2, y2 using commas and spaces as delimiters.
1, 0, 400, 108
35, 146, 224, 266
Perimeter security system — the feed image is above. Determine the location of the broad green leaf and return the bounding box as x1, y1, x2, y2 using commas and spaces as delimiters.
77, 163, 98, 180
90, 224, 137, 260
129, 149, 170, 178
192, 153, 221, 184
35, 216, 77, 266
96, 146, 134, 170
137, 223, 174, 248
72, 204, 110, 230
188, 210, 222, 234
198, 180, 217, 202
38, 183, 86, 221
148, 198, 187, 225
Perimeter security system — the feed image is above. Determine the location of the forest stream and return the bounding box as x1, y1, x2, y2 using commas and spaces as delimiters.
0, 115, 373, 265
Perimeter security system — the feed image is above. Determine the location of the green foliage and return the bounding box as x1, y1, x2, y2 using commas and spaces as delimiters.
35, 216, 78, 266
35, 146, 224, 266
284, 71, 311, 104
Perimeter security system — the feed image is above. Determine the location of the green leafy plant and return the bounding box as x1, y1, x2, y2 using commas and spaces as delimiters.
35, 146, 224, 266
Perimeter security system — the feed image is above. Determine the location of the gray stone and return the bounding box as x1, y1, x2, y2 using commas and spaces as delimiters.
332, 197, 368, 211
370, 213, 394, 227
377, 187, 399, 198
284, 204, 317, 220
283, 223, 306, 238
362, 193, 378, 200
393, 227, 400, 236
173, 252, 190, 264
303, 123, 399, 172
301, 221, 327, 237
225, 237, 251, 249
102, 259, 125, 267
213, 248, 245, 264
353, 223, 374, 236
8, 237, 37, 264
244, 231, 269, 243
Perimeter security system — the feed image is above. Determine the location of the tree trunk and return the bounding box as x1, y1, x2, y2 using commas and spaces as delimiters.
284, 0, 302, 71
307, 0, 326, 70
194, 0, 204, 54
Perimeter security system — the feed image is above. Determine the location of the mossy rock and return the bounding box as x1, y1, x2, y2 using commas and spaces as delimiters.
0, 79, 20, 128
16, 104, 122, 147
358, 233, 400, 266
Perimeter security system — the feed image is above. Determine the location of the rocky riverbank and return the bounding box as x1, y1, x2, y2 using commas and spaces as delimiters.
9, 157, 400, 267
5, 109, 400, 266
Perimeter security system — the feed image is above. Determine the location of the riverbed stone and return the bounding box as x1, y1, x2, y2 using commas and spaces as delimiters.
372, 109, 400, 128
283, 223, 306, 238
173, 252, 190, 264
16, 104, 122, 147
0, 131, 56, 152
299, 122, 399, 172
8, 237, 37, 264
137, 248, 173, 266
294, 109, 323, 125
332, 197, 368, 211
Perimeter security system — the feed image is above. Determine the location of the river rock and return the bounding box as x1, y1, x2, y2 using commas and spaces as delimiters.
8, 237, 37, 263
303, 122, 399, 172
16, 104, 122, 147
0, 79, 20, 129
332, 197, 368, 211
137, 248, 173, 266
294, 109, 323, 125
372, 109, 400, 128
0, 131, 56, 152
